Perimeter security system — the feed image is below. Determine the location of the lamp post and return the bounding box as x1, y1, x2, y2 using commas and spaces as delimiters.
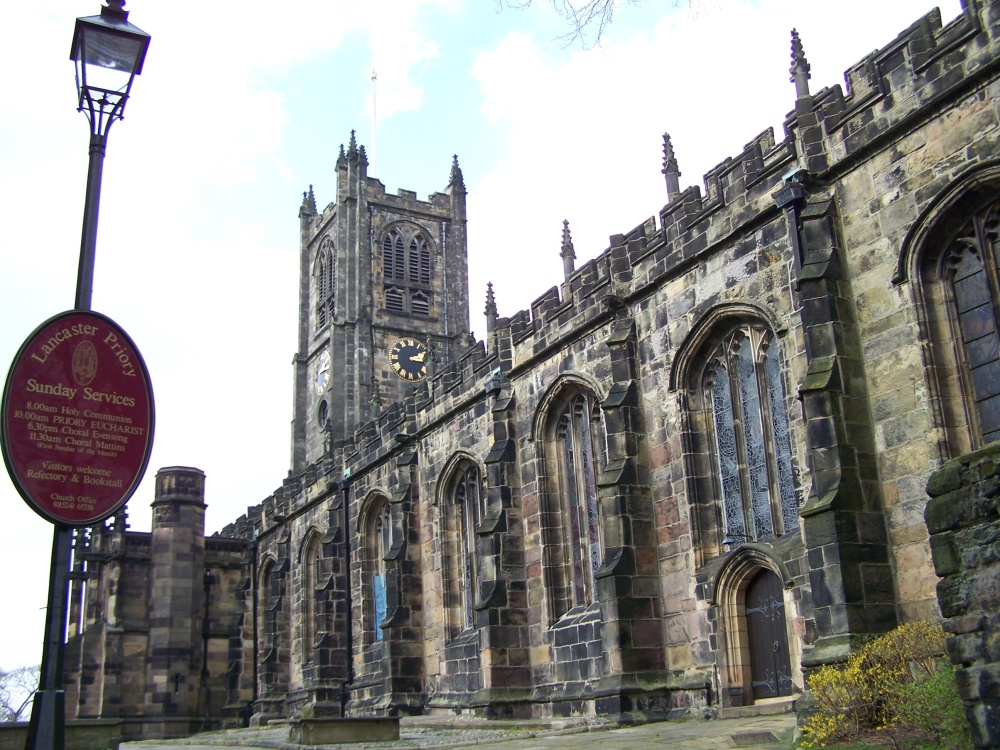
70, 0, 150, 311
23, 5, 149, 750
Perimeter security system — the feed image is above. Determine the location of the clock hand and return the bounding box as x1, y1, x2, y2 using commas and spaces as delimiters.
412, 351, 426, 363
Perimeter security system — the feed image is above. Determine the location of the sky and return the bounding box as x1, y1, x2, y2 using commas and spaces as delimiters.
0, 0, 964, 672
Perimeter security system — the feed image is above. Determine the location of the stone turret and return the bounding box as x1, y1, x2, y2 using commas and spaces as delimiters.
145, 467, 207, 737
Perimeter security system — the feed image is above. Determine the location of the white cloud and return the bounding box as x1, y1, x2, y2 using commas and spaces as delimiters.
467, 0, 964, 324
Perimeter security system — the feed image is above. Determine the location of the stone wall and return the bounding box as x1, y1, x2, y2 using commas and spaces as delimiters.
925, 441, 1000, 748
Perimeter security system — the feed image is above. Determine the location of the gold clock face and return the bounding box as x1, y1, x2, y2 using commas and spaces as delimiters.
315, 350, 332, 394
389, 337, 428, 382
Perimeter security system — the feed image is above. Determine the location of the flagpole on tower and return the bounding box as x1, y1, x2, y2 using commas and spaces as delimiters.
371, 69, 378, 176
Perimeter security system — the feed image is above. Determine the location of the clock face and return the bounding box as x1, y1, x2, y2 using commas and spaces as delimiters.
389, 337, 428, 382
315, 350, 331, 394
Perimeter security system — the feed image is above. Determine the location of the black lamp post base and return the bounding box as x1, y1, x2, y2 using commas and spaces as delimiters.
24, 689, 65, 750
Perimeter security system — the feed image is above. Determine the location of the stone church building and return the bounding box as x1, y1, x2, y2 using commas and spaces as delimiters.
61, 0, 1000, 738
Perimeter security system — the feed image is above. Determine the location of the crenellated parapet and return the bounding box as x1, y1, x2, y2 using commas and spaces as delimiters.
786, 4, 989, 171
469, 3, 999, 382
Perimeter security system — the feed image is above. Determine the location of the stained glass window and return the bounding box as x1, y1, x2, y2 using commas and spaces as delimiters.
556, 394, 605, 607
708, 328, 798, 545
944, 206, 1000, 444
454, 466, 483, 631
302, 535, 320, 653
371, 503, 390, 642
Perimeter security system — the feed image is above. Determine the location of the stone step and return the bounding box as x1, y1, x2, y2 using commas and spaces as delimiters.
714, 698, 796, 720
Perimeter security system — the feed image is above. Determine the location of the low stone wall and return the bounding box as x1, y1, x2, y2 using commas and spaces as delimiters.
0, 719, 123, 750
925, 442, 1000, 748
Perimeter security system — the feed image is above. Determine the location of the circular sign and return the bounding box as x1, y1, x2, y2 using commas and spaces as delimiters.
1, 310, 155, 526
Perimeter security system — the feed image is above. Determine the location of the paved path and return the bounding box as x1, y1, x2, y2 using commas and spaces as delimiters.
123, 713, 797, 750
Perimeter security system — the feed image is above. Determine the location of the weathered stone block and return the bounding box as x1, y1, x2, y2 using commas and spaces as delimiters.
288, 717, 400, 745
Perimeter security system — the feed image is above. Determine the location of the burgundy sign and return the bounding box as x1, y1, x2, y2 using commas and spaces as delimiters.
1, 310, 155, 526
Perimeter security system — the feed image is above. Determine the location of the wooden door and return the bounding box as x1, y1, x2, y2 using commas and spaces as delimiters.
745, 569, 792, 700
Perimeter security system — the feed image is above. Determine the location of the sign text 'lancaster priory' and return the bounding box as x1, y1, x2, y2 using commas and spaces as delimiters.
1, 311, 154, 526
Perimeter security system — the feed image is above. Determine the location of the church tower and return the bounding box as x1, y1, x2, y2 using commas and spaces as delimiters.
290, 133, 470, 470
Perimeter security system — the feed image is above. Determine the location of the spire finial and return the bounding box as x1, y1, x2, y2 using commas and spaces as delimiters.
348, 130, 359, 159
485, 282, 498, 338
561, 220, 576, 260
450, 154, 465, 190
337, 143, 346, 168
485, 282, 497, 315
560, 220, 576, 280
790, 29, 811, 100
661, 133, 681, 200
299, 184, 317, 218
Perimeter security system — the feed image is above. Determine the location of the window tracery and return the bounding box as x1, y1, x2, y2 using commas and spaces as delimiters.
314, 239, 334, 330
941, 204, 1000, 445
373, 504, 389, 641
542, 388, 607, 619
302, 534, 321, 656
705, 328, 797, 544
452, 464, 484, 632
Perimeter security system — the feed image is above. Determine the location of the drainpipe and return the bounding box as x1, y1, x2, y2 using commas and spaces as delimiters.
249, 537, 259, 726
201, 568, 216, 731
772, 170, 810, 360
338, 479, 354, 717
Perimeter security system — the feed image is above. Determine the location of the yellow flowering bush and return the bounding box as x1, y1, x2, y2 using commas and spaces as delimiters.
799, 621, 968, 748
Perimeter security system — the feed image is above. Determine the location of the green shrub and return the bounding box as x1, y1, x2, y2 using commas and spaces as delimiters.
800, 621, 971, 749
885, 661, 971, 750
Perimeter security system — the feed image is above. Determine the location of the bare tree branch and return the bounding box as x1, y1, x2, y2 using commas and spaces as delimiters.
0, 665, 40, 722
495, 0, 659, 48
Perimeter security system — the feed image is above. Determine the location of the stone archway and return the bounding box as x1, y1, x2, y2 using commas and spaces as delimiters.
745, 569, 793, 700
711, 548, 797, 707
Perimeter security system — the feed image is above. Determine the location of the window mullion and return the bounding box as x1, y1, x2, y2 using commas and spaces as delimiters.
736, 337, 773, 540
728, 361, 754, 541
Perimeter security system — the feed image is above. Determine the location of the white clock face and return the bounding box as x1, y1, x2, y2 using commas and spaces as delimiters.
315, 350, 331, 394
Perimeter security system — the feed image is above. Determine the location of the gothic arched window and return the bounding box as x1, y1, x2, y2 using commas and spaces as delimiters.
301, 533, 321, 658
364, 500, 391, 643
314, 239, 335, 330
383, 232, 405, 281
938, 203, 1000, 445
259, 558, 277, 653
706, 328, 797, 545
540, 387, 607, 620
381, 226, 433, 316
453, 464, 484, 631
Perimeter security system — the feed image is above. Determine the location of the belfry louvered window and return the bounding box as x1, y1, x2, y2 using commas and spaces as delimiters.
383, 232, 405, 281
707, 329, 797, 544
381, 226, 432, 316
314, 239, 335, 330
942, 203, 1000, 445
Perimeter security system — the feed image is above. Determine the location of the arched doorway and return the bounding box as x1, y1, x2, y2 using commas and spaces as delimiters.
745, 569, 792, 700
